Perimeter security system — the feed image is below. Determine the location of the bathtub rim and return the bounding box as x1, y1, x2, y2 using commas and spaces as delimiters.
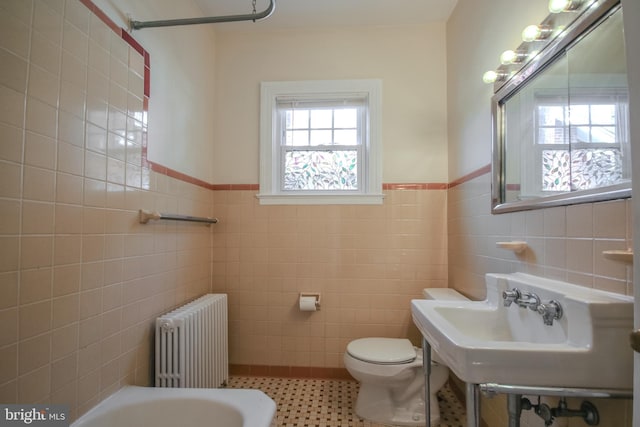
71, 385, 276, 427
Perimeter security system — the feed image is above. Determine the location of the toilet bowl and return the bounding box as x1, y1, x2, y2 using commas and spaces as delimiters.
344, 288, 468, 426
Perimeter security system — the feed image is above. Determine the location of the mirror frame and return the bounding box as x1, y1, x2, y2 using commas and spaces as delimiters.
491, 0, 630, 214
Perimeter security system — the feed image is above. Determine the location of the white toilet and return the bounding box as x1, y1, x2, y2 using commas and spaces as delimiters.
344, 288, 468, 426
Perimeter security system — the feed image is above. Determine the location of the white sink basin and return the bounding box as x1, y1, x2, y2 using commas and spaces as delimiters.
411, 273, 633, 389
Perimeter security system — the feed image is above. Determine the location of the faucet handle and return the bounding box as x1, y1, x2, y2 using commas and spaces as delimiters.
502, 288, 520, 307
537, 300, 563, 326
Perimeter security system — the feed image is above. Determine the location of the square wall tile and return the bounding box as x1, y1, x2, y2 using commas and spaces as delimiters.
18, 300, 51, 339
23, 166, 55, 202
21, 201, 54, 235
64, 0, 90, 33
593, 200, 627, 239
0, 49, 28, 93
30, 31, 61, 76
20, 236, 53, 270
17, 365, 50, 403
0, 86, 26, 128
26, 96, 57, 138
0, 12, 31, 58
567, 203, 593, 238
33, 0, 63, 46
19, 268, 52, 305
28, 64, 59, 107
58, 141, 85, 176
52, 264, 81, 296
62, 20, 88, 63
18, 333, 51, 375
0, 199, 21, 235
0, 123, 24, 163
25, 131, 56, 170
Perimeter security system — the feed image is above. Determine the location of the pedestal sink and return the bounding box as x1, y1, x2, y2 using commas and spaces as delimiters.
412, 273, 633, 427
412, 272, 633, 389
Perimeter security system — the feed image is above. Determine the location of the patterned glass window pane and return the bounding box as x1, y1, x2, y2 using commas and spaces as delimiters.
571, 149, 623, 190
542, 149, 623, 192
542, 150, 571, 191
284, 150, 358, 190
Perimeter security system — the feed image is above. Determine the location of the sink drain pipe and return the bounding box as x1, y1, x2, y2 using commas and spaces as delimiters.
480, 383, 632, 427
506, 394, 523, 427
507, 395, 599, 426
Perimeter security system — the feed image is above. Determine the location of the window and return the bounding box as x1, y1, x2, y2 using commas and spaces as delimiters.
258, 80, 383, 205
533, 93, 629, 193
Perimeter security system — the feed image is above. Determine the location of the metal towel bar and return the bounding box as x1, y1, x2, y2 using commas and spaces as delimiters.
139, 209, 218, 225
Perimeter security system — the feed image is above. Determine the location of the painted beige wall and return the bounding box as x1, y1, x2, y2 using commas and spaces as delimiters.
446, 0, 547, 180
212, 25, 448, 184
93, 0, 217, 184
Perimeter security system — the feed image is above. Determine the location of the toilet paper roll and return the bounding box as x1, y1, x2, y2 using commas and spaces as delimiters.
299, 296, 317, 311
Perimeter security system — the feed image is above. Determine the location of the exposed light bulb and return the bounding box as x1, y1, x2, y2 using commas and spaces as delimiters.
522, 25, 541, 42
500, 50, 527, 65
482, 71, 498, 84
548, 0, 582, 13
521, 25, 552, 42
500, 50, 516, 65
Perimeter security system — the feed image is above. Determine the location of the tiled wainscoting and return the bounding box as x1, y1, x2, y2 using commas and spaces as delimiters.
210, 188, 449, 369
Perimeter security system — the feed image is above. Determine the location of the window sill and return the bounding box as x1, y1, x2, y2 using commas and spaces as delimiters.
256, 193, 385, 205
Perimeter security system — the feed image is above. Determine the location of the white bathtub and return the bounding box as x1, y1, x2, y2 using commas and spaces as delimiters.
71, 386, 276, 427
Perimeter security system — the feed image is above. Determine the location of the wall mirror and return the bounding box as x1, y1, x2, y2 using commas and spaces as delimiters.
491, 0, 630, 214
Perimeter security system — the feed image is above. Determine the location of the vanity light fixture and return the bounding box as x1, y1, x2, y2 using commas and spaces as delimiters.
500, 50, 528, 65
548, 0, 583, 13
485, 0, 598, 90
521, 24, 553, 42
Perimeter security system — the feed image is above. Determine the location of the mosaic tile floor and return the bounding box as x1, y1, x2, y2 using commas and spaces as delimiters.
229, 376, 466, 427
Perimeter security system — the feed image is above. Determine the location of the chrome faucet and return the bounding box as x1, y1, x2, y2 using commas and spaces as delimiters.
537, 300, 563, 326
516, 291, 540, 311
502, 288, 520, 307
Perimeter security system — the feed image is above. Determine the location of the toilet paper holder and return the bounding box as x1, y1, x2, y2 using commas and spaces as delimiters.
299, 292, 321, 310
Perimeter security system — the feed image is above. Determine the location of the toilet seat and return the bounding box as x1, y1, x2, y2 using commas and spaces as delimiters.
347, 338, 416, 364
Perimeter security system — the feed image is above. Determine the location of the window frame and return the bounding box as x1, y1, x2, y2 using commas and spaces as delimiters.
257, 80, 383, 205
531, 91, 629, 194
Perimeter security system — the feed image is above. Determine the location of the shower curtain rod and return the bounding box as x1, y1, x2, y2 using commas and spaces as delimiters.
130, 0, 276, 30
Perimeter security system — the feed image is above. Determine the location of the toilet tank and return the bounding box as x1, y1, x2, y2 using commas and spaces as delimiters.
422, 288, 469, 301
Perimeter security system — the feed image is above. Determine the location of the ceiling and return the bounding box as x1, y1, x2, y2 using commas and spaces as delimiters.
190, 0, 458, 31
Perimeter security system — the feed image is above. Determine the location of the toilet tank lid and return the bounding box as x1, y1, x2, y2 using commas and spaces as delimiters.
347, 338, 416, 364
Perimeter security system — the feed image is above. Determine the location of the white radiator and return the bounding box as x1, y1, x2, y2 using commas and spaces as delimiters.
155, 294, 228, 388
